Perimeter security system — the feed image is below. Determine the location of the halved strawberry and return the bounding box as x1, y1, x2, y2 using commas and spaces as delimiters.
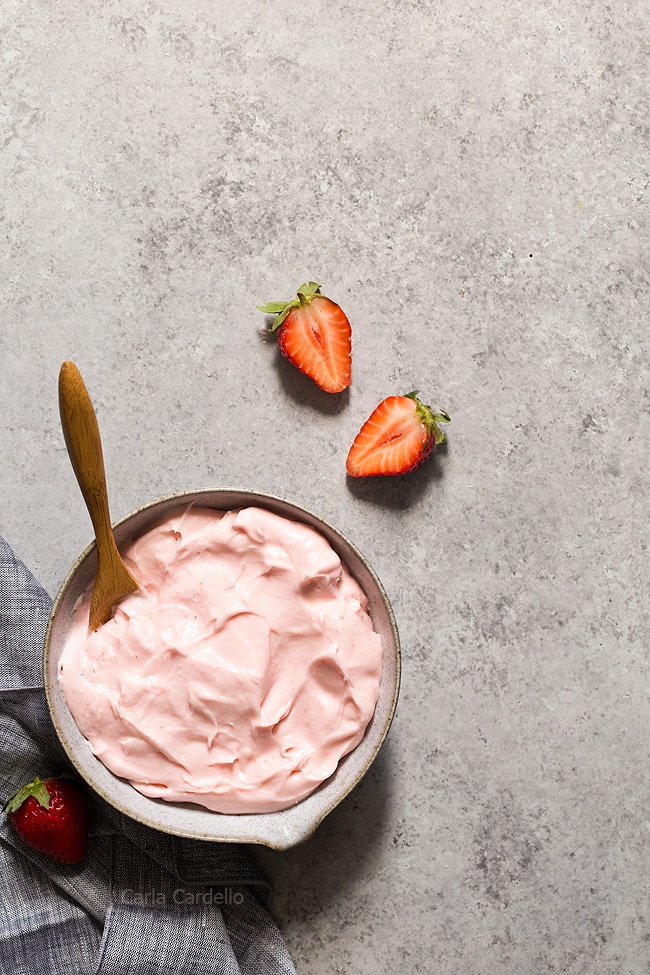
258, 281, 351, 393
346, 392, 450, 477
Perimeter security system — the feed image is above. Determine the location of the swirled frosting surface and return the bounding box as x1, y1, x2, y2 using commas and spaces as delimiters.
58, 506, 383, 813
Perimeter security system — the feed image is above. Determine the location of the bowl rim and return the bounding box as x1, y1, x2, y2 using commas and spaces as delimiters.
44, 487, 401, 849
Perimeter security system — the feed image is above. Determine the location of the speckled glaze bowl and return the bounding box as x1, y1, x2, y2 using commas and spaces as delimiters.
44, 489, 400, 850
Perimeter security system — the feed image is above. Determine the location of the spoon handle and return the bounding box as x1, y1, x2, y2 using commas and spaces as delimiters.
59, 362, 112, 542
58, 361, 138, 628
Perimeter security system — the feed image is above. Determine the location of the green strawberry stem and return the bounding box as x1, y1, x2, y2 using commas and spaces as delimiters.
4, 776, 51, 815
405, 391, 451, 446
257, 281, 322, 333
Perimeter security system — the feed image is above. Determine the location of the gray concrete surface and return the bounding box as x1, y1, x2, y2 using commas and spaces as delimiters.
1, 1, 648, 972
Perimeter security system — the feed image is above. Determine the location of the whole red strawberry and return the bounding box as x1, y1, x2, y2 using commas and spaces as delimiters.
346, 391, 450, 477
4, 775, 89, 864
258, 281, 352, 393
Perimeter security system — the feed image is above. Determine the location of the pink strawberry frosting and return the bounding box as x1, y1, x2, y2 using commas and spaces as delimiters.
58, 505, 383, 813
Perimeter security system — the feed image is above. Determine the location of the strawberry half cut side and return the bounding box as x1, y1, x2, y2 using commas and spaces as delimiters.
258, 281, 352, 393
346, 391, 450, 477
4, 775, 89, 865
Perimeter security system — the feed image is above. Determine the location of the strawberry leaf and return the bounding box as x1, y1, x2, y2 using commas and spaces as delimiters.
256, 301, 288, 314
4, 776, 51, 815
296, 281, 321, 300
269, 303, 298, 333
257, 297, 301, 334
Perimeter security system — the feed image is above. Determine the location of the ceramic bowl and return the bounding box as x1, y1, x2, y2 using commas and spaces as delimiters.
43, 489, 401, 850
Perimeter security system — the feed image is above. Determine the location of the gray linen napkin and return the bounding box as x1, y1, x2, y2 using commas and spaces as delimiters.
0, 535, 297, 975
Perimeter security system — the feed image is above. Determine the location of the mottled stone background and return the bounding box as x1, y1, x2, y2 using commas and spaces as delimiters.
1, 1, 648, 972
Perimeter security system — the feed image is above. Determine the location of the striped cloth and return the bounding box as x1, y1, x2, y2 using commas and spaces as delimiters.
0, 536, 297, 975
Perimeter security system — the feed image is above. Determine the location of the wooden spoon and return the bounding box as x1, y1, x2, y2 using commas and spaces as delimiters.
58, 361, 139, 630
